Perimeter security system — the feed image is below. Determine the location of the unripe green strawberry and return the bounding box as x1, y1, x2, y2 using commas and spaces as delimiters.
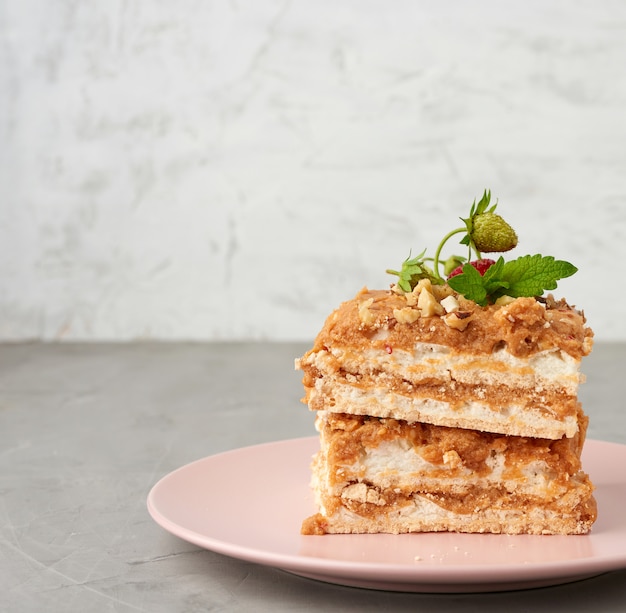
443, 255, 466, 276
471, 212, 518, 253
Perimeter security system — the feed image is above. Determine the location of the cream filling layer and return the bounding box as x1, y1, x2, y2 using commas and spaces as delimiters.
306, 342, 583, 394
316, 439, 568, 501
309, 380, 579, 439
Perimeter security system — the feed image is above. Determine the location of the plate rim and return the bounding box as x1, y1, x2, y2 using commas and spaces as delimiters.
147, 436, 626, 591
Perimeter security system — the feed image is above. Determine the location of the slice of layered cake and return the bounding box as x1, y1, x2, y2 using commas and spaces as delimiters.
296, 191, 596, 535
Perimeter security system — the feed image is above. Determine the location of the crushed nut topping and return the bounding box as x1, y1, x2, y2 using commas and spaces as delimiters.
341, 483, 387, 506
358, 298, 376, 326
443, 311, 474, 331
441, 295, 460, 313
393, 306, 420, 324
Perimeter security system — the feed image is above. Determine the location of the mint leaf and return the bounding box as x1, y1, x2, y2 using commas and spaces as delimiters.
447, 263, 490, 305
479, 257, 510, 296
386, 249, 437, 292
447, 255, 577, 305
500, 255, 577, 297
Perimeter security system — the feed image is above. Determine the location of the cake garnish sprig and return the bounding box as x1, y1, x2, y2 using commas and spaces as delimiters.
387, 190, 578, 306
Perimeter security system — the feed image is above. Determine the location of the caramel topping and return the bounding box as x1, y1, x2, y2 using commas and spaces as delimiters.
307, 288, 593, 360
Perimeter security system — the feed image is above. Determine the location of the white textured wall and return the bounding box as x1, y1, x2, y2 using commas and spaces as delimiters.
2, 1, 625, 341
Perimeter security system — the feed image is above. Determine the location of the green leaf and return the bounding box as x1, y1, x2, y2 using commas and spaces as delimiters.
500, 255, 578, 297
386, 249, 437, 292
447, 255, 577, 305
447, 263, 489, 305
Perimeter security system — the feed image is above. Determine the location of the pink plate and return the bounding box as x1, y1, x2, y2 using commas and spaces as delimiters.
147, 437, 626, 593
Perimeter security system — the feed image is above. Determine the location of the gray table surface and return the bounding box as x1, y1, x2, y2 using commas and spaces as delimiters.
1, 341, 625, 612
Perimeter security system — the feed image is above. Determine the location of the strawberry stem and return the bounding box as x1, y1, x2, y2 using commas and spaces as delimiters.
433, 227, 465, 280
470, 244, 482, 263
